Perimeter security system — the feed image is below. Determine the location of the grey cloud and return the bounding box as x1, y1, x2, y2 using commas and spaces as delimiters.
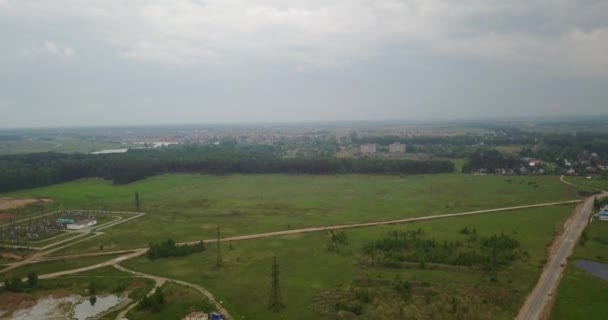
0, 0, 607, 127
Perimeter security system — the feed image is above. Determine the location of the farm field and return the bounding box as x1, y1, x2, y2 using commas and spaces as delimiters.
552, 219, 608, 320
123, 204, 575, 320
1, 174, 583, 255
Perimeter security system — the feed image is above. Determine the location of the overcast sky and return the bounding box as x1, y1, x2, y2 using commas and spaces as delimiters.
1, 0, 607, 128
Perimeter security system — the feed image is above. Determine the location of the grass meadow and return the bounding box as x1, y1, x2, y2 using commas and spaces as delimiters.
564, 176, 608, 191
122, 204, 575, 320
2, 174, 582, 254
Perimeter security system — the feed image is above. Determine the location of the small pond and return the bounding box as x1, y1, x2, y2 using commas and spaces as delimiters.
7, 294, 127, 320
72, 294, 127, 320
575, 260, 608, 280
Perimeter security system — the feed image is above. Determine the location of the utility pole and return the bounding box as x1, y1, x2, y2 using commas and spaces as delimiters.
216, 225, 222, 267
268, 256, 284, 312
134, 191, 141, 210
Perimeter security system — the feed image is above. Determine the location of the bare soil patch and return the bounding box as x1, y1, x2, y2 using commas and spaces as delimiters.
0, 198, 52, 211
0, 212, 15, 222
1, 252, 25, 260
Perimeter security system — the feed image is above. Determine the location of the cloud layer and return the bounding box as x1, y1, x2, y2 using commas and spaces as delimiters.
3, 0, 608, 72
0, 1, 607, 127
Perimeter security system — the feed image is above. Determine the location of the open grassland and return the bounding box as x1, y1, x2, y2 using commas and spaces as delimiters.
565, 176, 608, 191
552, 220, 608, 319
551, 265, 608, 320
0, 137, 127, 155
126, 282, 215, 320
1, 174, 582, 255
122, 205, 574, 320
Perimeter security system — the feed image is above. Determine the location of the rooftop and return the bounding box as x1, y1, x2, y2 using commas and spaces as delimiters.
71, 219, 96, 226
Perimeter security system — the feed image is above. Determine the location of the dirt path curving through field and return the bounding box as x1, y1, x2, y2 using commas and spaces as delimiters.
113, 264, 232, 320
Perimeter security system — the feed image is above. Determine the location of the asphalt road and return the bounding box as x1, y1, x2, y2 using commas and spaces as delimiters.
516, 190, 608, 320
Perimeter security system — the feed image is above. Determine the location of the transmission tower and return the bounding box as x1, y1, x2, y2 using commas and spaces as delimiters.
216, 225, 222, 267
268, 256, 284, 312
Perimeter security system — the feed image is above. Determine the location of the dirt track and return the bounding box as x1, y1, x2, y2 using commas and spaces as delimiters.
516, 177, 607, 320
113, 264, 232, 320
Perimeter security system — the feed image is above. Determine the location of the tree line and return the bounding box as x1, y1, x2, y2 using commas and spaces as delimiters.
146, 238, 205, 260
462, 149, 526, 173
0, 145, 454, 193
361, 229, 523, 272
2, 272, 38, 292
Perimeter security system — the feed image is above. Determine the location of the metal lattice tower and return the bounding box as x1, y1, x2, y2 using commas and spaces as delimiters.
216, 225, 222, 267
268, 256, 284, 311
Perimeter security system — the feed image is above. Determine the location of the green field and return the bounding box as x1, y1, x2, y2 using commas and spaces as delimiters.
552, 219, 608, 320
0, 137, 128, 155
565, 176, 608, 192
2, 174, 582, 255
122, 205, 574, 320
0, 173, 587, 318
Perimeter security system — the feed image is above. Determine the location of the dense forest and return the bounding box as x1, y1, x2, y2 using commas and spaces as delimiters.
0, 145, 454, 193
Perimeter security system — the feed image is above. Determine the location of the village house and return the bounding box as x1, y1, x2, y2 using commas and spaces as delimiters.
359, 143, 377, 154
66, 219, 97, 230
388, 142, 406, 153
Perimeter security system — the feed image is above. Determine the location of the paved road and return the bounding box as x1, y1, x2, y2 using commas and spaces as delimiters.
516, 177, 607, 320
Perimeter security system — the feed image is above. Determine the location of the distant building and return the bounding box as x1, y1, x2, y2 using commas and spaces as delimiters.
598, 206, 608, 222
66, 219, 97, 230
183, 311, 208, 320
360, 143, 376, 154
388, 142, 406, 153
566, 168, 576, 176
